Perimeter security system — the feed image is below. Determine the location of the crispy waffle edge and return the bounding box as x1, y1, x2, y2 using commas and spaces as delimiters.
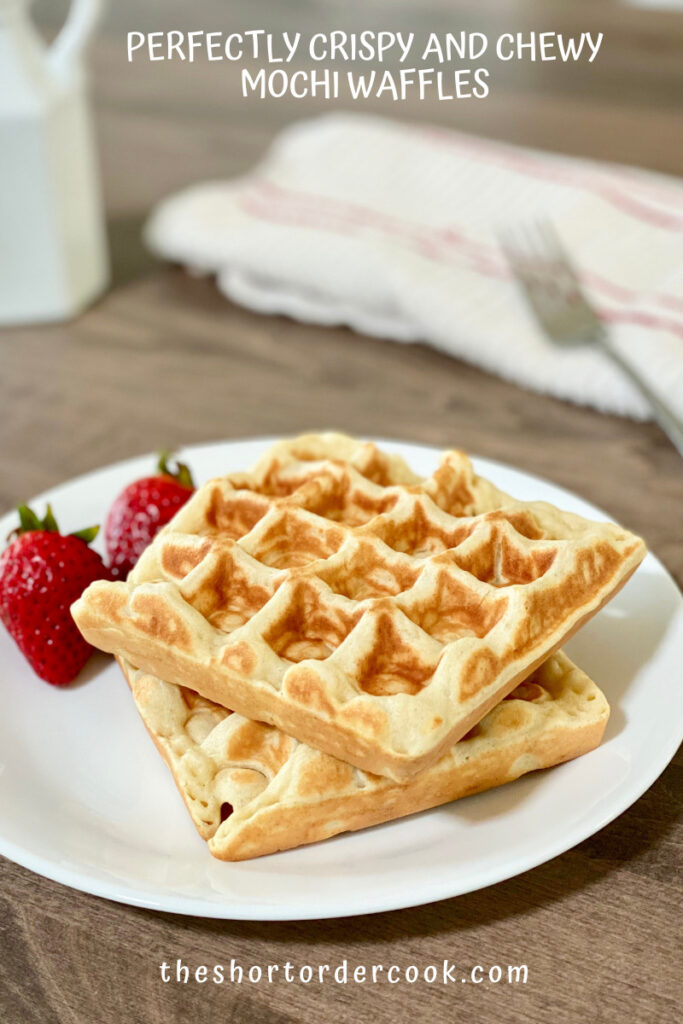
118, 651, 610, 862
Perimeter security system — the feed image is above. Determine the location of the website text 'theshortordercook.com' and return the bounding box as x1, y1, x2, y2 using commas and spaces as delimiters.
159, 959, 529, 987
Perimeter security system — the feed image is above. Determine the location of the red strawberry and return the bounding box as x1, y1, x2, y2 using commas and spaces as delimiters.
0, 505, 112, 686
104, 451, 194, 578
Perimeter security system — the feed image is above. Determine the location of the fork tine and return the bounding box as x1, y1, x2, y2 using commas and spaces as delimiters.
498, 227, 522, 266
536, 220, 583, 289
537, 219, 563, 256
527, 221, 546, 261
498, 230, 525, 281
499, 216, 604, 346
499, 227, 536, 280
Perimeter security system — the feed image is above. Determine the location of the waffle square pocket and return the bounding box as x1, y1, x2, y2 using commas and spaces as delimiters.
73, 433, 645, 781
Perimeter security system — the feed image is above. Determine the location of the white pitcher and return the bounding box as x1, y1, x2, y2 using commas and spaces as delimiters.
0, 0, 109, 324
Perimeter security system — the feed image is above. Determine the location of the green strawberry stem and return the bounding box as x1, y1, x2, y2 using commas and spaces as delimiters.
17, 504, 42, 533
157, 450, 194, 489
9, 504, 99, 545
71, 525, 100, 544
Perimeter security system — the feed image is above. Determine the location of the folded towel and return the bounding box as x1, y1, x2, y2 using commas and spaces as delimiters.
145, 112, 683, 420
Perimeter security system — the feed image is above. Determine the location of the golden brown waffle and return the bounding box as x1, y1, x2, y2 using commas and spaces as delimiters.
118, 651, 610, 861
73, 433, 644, 781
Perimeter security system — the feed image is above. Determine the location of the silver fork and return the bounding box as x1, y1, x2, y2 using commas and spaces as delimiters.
500, 220, 683, 458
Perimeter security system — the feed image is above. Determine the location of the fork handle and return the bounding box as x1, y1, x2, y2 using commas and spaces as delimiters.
599, 335, 683, 458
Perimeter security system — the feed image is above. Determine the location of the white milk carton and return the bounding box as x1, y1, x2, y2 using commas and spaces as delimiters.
0, 0, 109, 324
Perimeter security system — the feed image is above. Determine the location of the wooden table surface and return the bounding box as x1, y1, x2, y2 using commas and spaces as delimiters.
1, 2, 682, 1022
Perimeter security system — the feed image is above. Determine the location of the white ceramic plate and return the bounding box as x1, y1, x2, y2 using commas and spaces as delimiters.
0, 438, 681, 920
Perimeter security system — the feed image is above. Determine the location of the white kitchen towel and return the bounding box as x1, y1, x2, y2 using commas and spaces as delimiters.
145, 113, 683, 420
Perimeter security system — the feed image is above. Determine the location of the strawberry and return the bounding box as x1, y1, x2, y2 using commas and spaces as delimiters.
104, 451, 195, 578
0, 505, 111, 686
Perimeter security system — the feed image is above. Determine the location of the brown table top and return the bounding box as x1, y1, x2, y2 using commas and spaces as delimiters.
1, 3, 682, 1022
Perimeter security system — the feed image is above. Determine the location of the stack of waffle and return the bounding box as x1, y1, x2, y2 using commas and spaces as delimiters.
72, 434, 646, 860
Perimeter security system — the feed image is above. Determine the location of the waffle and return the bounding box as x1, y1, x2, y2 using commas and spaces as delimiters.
73, 433, 645, 782
118, 651, 610, 861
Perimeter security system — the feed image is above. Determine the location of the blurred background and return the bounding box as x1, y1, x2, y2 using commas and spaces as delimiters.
31, 0, 683, 283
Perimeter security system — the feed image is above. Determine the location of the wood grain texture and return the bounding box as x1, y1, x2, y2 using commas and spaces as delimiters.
1, 2, 682, 1023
